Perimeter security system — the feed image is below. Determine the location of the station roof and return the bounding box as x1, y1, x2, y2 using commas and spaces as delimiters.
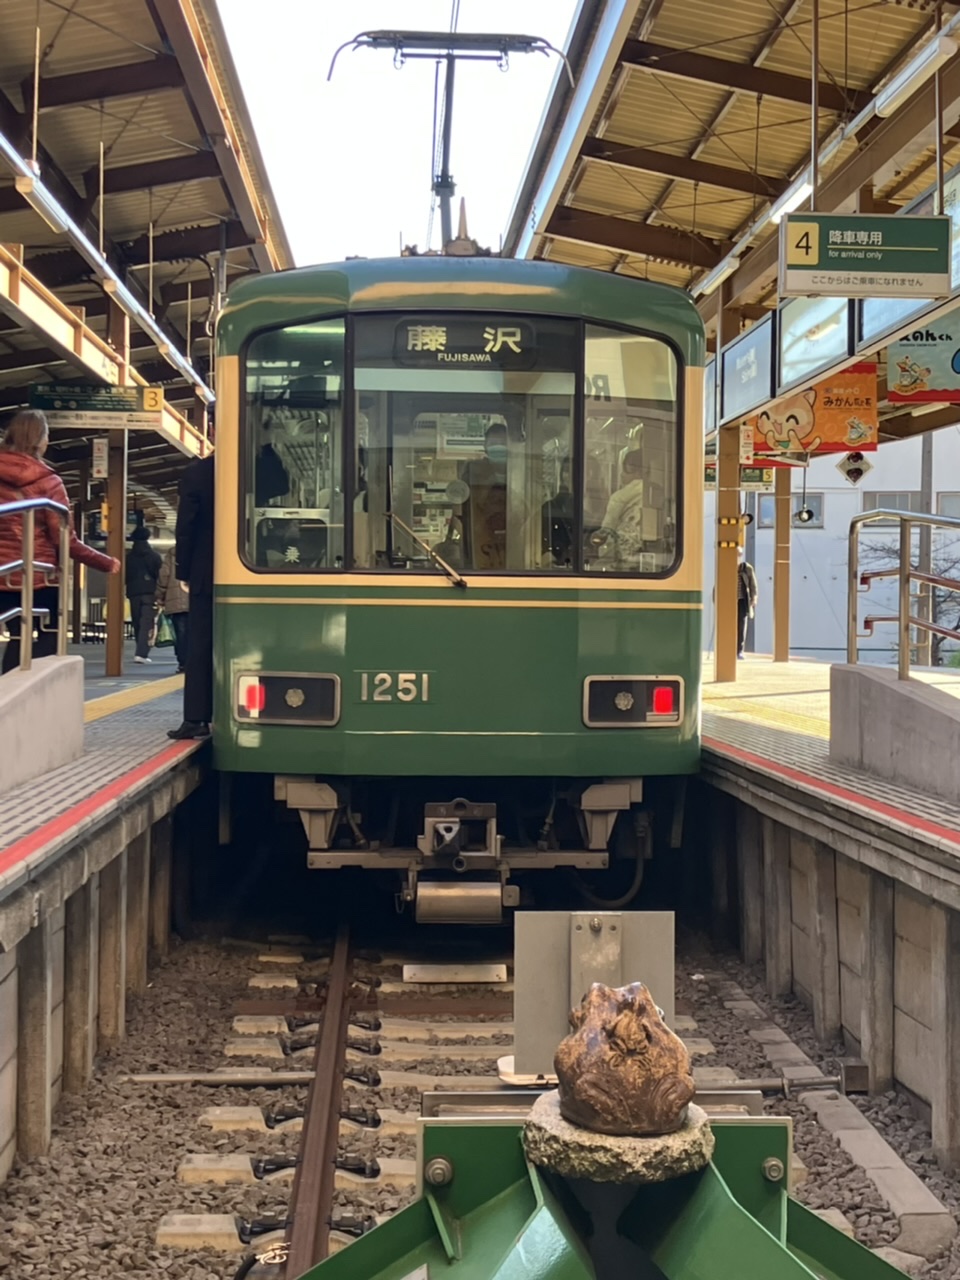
0, 0, 292, 515
507, 0, 960, 444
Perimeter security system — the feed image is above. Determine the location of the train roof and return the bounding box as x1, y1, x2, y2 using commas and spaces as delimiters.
218, 257, 704, 366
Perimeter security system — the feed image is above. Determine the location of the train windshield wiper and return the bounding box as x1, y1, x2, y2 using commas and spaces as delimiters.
388, 512, 468, 589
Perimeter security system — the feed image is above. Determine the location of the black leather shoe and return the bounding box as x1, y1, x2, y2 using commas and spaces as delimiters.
167, 721, 210, 740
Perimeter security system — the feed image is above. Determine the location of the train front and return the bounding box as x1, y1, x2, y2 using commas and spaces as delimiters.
212, 259, 704, 922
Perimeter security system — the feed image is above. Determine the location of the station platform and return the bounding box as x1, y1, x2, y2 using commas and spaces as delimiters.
0, 657, 204, 913
702, 657, 960, 862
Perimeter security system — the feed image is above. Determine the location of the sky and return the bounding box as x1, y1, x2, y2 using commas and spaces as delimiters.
217, 0, 579, 264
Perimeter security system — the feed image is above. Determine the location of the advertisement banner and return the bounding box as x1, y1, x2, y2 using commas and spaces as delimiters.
887, 315, 960, 402
752, 361, 878, 455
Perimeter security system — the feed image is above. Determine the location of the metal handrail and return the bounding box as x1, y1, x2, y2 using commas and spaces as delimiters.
0, 496, 70, 672
847, 509, 960, 679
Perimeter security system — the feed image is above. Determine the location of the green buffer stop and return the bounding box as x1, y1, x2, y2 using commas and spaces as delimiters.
296, 1118, 910, 1280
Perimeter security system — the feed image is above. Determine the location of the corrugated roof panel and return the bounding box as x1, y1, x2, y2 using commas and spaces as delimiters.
0, 0, 163, 88
37, 95, 202, 181
542, 240, 621, 270
654, 182, 756, 239
570, 162, 667, 218
697, 93, 827, 178
602, 69, 730, 154
651, 0, 787, 64
104, 184, 231, 242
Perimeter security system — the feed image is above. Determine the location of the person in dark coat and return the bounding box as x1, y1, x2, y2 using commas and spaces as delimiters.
168, 453, 214, 739
125, 526, 162, 663
737, 547, 759, 659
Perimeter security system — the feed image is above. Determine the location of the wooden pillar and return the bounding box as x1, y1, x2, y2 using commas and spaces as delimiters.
737, 805, 763, 964
773, 465, 791, 662
931, 903, 960, 1168
98, 851, 128, 1046
861, 872, 894, 1093
16, 920, 52, 1159
809, 839, 841, 1043
105, 299, 129, 678
714, 291, 742, 683
126, 832, 150, 997
762, 817, 793, 996
149, 816, 173, 962
63, 876, 99, 1093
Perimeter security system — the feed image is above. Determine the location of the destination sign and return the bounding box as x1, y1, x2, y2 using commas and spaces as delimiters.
354, 314, 579, 372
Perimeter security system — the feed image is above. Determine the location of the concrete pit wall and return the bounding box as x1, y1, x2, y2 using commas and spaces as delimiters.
0, 815, 174, 1179
701, 780, 960, 1167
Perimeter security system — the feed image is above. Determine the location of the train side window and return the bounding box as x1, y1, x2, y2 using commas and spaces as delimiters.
243, 319, 346, 570
583, 326, 679, 575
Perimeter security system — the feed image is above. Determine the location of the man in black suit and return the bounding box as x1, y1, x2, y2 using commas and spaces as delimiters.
168, 452, 214, 739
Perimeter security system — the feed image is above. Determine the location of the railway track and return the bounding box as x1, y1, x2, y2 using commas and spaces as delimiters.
0, 926, 954, 1279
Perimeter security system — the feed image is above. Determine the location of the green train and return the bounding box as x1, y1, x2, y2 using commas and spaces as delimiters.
213, 257, 704, 922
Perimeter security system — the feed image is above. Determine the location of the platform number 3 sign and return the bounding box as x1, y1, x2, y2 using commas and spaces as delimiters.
785, 221, 821, 266
143, 387, 164, 413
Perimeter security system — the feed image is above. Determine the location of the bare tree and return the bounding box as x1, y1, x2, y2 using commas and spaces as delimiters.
859, 533, 960, 665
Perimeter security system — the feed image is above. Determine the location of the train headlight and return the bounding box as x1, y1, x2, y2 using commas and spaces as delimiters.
583, 676, 683, 728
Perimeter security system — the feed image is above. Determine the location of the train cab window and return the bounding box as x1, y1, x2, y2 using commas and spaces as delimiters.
243, 319, 345, 570
583, 325, 679, 574
353, 314, 577, 573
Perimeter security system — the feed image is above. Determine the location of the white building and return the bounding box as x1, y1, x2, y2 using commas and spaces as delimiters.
702, 423, 960, 664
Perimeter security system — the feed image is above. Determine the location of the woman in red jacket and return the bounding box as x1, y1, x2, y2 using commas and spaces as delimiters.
0, 409, 119, 673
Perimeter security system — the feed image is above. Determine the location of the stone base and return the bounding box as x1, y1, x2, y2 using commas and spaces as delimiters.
522, 1090, 714, 1184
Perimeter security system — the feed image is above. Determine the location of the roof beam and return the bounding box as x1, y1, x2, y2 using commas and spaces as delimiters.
150, 0, 283, 273
546, 206, 726, 269
580, 136, 788, 198
26, 57, 184, 111
27, 221, 252, 289
83, 150, 222, 199
620, 40, 870, 114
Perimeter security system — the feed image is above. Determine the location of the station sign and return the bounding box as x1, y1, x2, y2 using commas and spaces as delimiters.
92, 437, 108, 479
30, 384, 165, 429
887, 307, 960, 403
720, 315, 774, 424
704, 463, 775, 491
780, 213, 951, 299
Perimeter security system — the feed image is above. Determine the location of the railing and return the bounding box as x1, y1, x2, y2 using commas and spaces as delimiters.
0, 497, 70, 672
847, 509, 960, 679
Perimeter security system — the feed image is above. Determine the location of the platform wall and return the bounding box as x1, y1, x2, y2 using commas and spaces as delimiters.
699, 778, 960, 1166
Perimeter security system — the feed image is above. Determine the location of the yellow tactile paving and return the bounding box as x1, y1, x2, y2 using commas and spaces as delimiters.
84, 674, 182, 723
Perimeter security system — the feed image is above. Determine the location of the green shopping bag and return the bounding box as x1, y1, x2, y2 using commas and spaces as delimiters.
155, 612, 175, 648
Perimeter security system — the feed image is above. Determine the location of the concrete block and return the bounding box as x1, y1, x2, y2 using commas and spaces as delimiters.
831, 664, 960, 806
257, 952, 303, 965
869, 1169, 957, 1257
791, 925, 813, 999
693, 1067, 738, 1085
0, 1136, 13, 1183
895, 885, 933, 950
373, 1041, 500, 1064
0, 1054, 16, 1152
340, 1108, 413, 1137
895, 938, 933, 1029
814, 1208, 853, 1237
0, 656, 84, 794
232, 1015, 286, 1035
50, 922, 64, 1011
155, 1214, 243, 1251
871, 1246, 927, 1275
791, 1153, 808, 1187
198, 1106, 267, 1133
893, 1010, 932, 1103
839, 966, 862, 1042
763, 1041, 815, 1068
0, 961, 17, 1070
748, 1026, 792, 1045
0, 950, 15, 986
177, 1154, 254, 1184
834, 1126, 905, 1171
835, 856, 868, 913
798, 1091, 873, 1132
334, 1157, 416, 1190
223, 1036, 285, 1060
248, 973, 297, 990
722, 1000, 764, 1017
49, 1000, 63, 1108
376, 1018, 513, 1041
836, 900, 862, 975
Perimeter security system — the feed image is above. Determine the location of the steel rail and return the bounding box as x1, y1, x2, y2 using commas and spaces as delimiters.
285, 924, 352, 1276
0, 496, 71, 669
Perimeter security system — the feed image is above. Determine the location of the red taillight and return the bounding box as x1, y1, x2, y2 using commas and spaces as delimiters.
652, 685, 675, 716
244, 681, 266, 712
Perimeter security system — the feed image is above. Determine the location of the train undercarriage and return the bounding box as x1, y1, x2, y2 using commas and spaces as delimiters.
273, 774, 671, 923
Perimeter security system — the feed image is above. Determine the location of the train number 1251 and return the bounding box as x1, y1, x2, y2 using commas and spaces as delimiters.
359, 671, 430, 703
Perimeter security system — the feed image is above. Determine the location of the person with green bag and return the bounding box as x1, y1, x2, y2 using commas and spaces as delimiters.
155, 546, 189, 673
